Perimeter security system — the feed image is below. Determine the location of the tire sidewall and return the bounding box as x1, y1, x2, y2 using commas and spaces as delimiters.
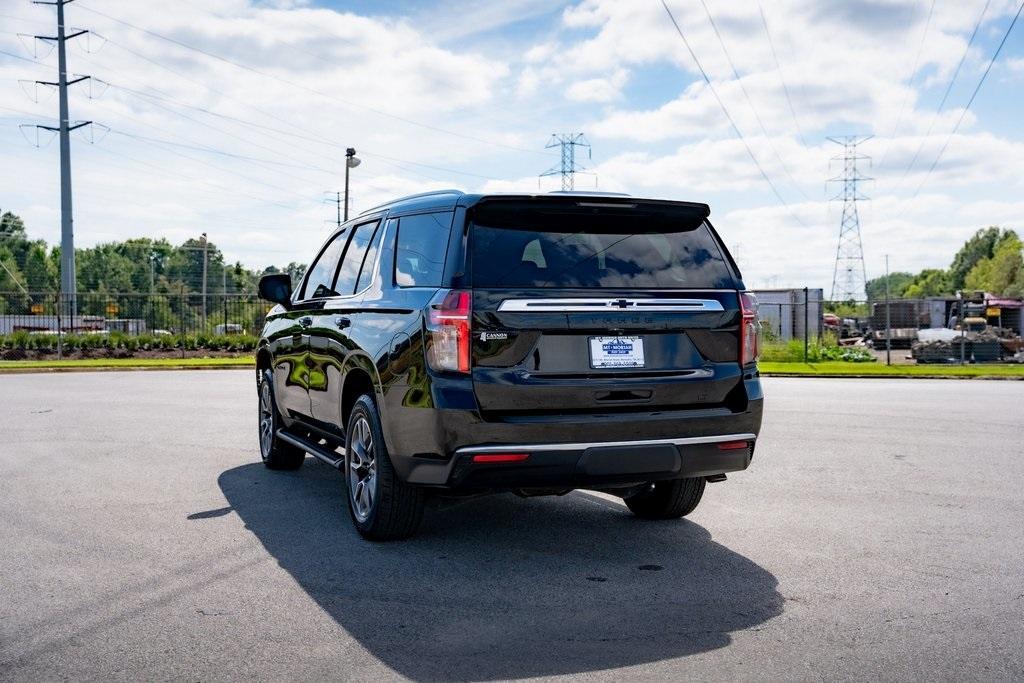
345, 395, 383, 532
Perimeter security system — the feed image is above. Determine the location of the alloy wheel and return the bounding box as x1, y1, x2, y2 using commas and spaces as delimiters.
258, 380, 274, 460
347, 415, 377, 522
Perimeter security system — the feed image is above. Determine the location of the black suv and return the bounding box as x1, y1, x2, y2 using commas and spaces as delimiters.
256, 191, 762, 540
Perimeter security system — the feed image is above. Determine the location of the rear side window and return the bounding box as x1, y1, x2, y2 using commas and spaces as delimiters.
301, 230, 348, 299
470, 209, 733, 289
354, 220, 386, 293
394, 212, 453, 287
335, 220, 379, 295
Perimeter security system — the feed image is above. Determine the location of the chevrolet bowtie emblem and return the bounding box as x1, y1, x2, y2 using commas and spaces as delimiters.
608, 299, 633, 308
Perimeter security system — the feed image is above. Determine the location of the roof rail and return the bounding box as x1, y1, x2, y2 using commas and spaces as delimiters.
359, 189, 464, 215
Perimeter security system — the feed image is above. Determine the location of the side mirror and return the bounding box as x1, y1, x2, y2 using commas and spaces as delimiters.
259, 273, 293, 307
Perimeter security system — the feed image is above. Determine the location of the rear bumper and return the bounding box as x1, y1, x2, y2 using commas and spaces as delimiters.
442, 433, 755, 490
383, 374, 763, 490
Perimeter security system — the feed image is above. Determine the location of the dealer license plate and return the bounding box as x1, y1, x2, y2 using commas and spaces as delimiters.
589, 336, 645, 369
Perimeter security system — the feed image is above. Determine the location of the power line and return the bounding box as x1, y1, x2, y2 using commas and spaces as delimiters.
0, 47, 43, 65
699, 0, 810, 200
659, 0, 807, 227
73, 45, 499, 182
757, 2, 806, 148
879, 0, 936, 167
76, 3, 552, 157
896, 0, 991, 183
90, 79, 338, 179
905, 0, 1022, 202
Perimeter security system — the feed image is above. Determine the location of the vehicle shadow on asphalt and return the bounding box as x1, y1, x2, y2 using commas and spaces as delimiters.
219, 460, 782, 679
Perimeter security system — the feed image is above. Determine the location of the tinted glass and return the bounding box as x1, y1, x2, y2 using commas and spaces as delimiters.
301, 230, 347, 299
354, 220, 386, 293
395, 212, 453, 287
470, 219, 732, 289
334, 221, 378, 295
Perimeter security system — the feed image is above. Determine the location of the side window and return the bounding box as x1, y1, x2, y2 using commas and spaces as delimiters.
355, 220, 387, 293
395, 211, 453, 287
334, 220, 379, 295
300, 230, 347, 300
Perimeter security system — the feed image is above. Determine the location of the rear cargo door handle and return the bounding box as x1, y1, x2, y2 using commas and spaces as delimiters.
298, 316, 313, 328
334, 316, 351, 329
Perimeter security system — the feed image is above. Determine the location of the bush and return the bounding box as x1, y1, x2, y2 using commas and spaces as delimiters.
0, 332, 257, 355
760, 339, 876, 363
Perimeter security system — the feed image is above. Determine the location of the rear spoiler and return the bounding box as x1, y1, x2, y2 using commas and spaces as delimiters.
467, 196, 711, 232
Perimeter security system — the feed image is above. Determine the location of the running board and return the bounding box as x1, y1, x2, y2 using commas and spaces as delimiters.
276, 429, 345, 469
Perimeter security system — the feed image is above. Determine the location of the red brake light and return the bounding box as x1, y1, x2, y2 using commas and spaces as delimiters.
471, 453, 530, 463
739, 292, 759, 366
426, 289, 471, 373
717, 440, 750, 451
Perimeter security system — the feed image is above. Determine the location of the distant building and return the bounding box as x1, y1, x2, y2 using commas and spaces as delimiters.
752, 288, 823, 343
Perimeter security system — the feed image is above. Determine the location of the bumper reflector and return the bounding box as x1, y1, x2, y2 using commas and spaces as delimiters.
717, 441, 750, 451
471, 453, 530, 464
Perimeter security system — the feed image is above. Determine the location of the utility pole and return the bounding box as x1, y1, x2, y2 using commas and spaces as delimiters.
32, 0, 92, 322
335, 191, 342, 229
827, 136, 872, 302
540, 133, 591, 191
885, 254, 891, 366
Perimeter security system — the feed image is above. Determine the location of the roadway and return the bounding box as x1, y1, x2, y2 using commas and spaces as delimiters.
1, 371, 1022, 680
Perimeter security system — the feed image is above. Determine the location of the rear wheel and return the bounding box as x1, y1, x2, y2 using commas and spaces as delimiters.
344, 394, 425, 540
258, 369, 305, 471
624, 477, 705, 519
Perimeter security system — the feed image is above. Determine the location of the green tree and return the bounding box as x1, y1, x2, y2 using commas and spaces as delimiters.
0, 210, 26, 239
949, 227, 1006, 291
964, 233, 1023, 296
865, 271, 915, 300
902, 269, 952, 298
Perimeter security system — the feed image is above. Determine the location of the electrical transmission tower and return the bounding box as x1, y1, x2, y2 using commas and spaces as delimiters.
827, 135, 872, 302
29, 0, 93, 318
540, 133, 591, 190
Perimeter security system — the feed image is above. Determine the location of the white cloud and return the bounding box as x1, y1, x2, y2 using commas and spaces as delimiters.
0, 0, 1021, 297
565, 69, 629, 103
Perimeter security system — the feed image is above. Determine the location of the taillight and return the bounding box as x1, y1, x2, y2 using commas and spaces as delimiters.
739, 292, 759, 366
426, 289, 471, 373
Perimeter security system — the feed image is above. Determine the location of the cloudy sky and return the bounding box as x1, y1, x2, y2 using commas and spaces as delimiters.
1, 0, 1022, 294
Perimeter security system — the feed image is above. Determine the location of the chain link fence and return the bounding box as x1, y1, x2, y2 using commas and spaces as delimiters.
0, 291, 269, 336
753, 290, 1023, 364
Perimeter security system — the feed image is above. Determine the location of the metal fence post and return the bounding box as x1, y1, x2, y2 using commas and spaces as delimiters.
803, 287, 809, 362
55, 291, 62, 360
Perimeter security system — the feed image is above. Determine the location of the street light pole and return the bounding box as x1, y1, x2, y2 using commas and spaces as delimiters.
200, 232, 208, 331
344, 148, 361, 222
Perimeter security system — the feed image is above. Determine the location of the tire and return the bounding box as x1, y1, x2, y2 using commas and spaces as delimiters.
258, 369, 305, 471
624, 477, 706, 520
344, 394, 425, 540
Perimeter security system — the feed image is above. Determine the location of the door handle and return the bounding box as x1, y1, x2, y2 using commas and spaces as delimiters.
298, 316, 313, 328
335, 316, 351, 329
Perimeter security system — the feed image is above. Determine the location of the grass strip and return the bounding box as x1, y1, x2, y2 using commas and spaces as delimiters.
759, 361, 1024, 378
0, 357, 255, 372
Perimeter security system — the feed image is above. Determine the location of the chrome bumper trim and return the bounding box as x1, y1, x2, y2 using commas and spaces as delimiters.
454, 432, 756, 455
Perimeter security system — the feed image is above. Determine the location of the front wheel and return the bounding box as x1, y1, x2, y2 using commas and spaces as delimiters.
624, 477, 706, 519
344, 395, 425, 540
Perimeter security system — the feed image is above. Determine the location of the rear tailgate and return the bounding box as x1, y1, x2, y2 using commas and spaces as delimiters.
466, 198, 744, 415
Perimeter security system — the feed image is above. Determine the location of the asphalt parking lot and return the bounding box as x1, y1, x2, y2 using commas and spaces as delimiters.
1, 371, 1022, 681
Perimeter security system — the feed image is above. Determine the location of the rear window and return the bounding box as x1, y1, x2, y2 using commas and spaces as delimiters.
469, 206, 733, 289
